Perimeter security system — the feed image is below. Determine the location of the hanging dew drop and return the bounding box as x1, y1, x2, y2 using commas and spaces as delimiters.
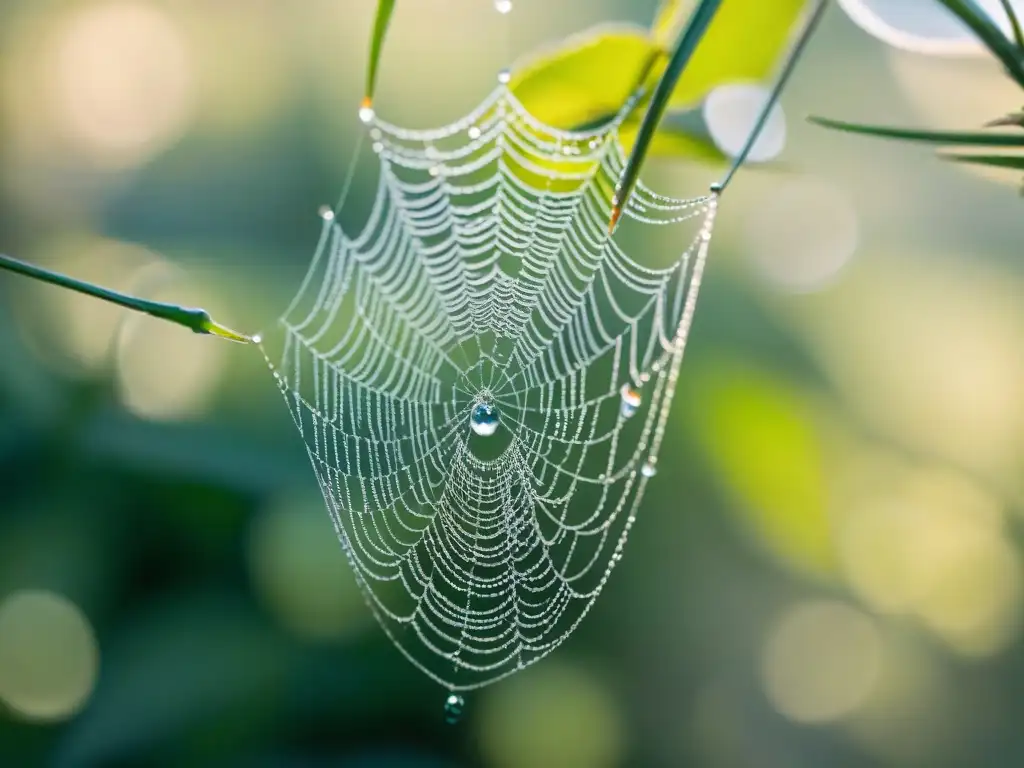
497, 68, 511, 85
620, 383, 641, 418
444, 693, 465, 725
358, 99, 375, 124
494, 0, 513, 13
468, 126, 481, 139
641, 461, 657, 478
318, 205, 335, 221
470, 403, 500, 436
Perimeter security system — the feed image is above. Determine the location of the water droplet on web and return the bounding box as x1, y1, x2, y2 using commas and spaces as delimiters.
358, 100, 375, 124
444, 693, 465, 724
318, 205, 335, 221
497, 68, 511, 85
641, 461, 657, 478
470, 403, 500, 436
494, 0, 513, 13
620, 383, 641, 418
429, 165, 441, 177
251, 333, 262, 344
468, 126, 481, 139
372, 141, 384, 154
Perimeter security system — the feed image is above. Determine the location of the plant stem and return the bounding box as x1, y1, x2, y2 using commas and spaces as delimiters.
0, 253, 252, 344
609, 0, 725, 233
712, 0, 828, 194
997, 0, 1024, 49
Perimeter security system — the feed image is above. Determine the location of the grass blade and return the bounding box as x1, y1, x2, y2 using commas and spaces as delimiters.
0, 253, 252, 343
935, 0, 1024, 89
807, 116, 1024, 147
940, 152, 1024, 169
996, 0, 1024, 48
712, 0, 827, 194
363, 0, 397, 111
609, 0, 725, 233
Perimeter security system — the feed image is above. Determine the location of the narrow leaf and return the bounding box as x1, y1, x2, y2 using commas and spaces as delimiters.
996, 0, 1024, 49
941, 152, 1024, 169
652, 0, 686, 49
364, 0, 397, 106
610, 0, 725, 233
0, 253, 251, 343
808, 116, 1024, 147
934, 0, 1024, 89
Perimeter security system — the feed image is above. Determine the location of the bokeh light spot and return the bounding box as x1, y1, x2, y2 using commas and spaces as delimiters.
114, 262, 227, 421
703, 83, 786, 164
0, 590, 99, 722
50, 1, 194, 168
761, 600, 881, 724
742, 176, 858, 293
248, 493, 367, 641
477, 662, 624, 768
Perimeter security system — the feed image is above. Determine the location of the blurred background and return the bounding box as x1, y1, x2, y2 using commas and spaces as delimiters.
2, 0, 1024, 766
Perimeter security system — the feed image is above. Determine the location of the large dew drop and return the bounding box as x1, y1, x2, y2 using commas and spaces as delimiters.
444, 693, 465, 725
470, 403, 500, 437
620, 383, 642, 418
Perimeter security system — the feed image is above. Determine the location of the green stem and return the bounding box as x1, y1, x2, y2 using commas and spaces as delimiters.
0, 253, 252, 344
712, 0, 828, 194
609, 0, 725, 233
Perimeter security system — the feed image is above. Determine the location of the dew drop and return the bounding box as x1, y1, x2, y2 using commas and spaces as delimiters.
620, 383, 641, 418
358, 102, 375, 124
318, 205, 335, 221
429, 165, 441, 177
444, 693, 465, 725
372, 141, 384, 154
470, 403, 500, 436
641, 461, 658, 478
251, 333, 262, 345
497, 68, 511, 85
468, 125, 482, 140
494, 0, 513, 13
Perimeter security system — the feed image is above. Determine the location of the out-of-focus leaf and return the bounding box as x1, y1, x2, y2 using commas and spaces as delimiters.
509, 26, 663, 130
808, 116, 1024, 147
365, 0, 396, 101
668, 0, 809, 108
652, 0, 685, 48
935, 0, 1024, 88
986, 110, 1024, 127
617, 119, 724, 161
941, 152, 1024, 169
683, 360, 836, 580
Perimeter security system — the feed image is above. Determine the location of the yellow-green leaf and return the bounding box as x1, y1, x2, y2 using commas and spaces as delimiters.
683, 359, 836, 580
652, 0, 686, 48
509, 26, 663, 130
668, 0, 809, 108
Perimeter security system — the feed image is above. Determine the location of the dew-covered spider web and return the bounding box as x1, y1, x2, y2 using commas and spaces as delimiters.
261, 82, 719, 693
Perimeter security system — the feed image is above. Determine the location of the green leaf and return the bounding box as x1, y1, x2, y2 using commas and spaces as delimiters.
941, 152, 1024, 169
808, 116, 1024, 147
996, 0, 1024, 48
934, 0, 1024, 89
509, 26, 663, 130
652, 0, 686, 48
365, 0, 397, 102
667, 0, 810, 108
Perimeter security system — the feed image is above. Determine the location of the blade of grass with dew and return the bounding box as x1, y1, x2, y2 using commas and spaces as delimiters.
363, 0, 396, 112
609, 0, 725, 233
0, 253, 251, 343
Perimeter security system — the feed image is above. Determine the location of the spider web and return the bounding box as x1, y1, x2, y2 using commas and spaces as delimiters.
262, 84, 718, 692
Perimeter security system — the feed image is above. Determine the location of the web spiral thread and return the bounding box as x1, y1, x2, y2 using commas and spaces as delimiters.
263, 85, 718, 691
